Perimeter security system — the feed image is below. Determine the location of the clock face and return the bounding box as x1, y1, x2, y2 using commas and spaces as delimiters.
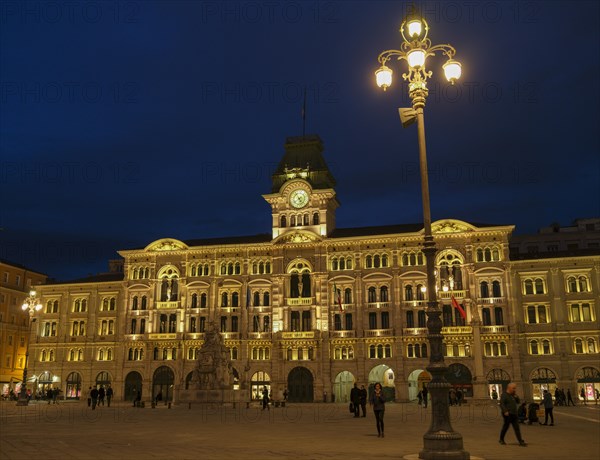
290, 189, 309, 209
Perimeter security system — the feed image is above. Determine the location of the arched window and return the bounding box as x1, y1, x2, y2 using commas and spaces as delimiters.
380, 286, 389, 302
290, 215, 296, 226
200, 293, 207, 308
484, 248, 491, 261
374, 255, 380, 268
232, 292, 239, 307
405, 285, 413, 301
524, 279, 534, 295
382, 255, 388, 267
331, 258, 338, 270
492, 281, 501, 297
476, 248, 484, 262
578, 276, 589, 292
534, 278, 544, 294
344, 288, 352, 304
253, 291, 260, 307
263, 292, 270, 306
416, 284, 425, 301
368, 287, 376, 303
480, 281, 489, 298
141, 296, 147, 310
191, 293, 198, 309
542, 339, 551, 355
575, 338, 584, 354
221, 292, 228, 307
281, 215, 287, 227
366, 255, 372, 268
313, 212, 319, 225
421, 343, 428, 357
530, 340, 539, 355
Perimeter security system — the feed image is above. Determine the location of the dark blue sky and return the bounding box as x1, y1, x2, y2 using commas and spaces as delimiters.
1, 1, 599, 280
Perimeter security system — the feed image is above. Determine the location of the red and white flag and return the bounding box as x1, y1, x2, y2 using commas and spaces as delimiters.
451, 295, 467, 320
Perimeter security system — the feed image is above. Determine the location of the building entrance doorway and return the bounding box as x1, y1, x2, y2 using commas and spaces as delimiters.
287, 367, 313, 402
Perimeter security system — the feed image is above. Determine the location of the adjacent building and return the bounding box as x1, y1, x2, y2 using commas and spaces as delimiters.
24, 136, 600, 404
0, 259, 47, 397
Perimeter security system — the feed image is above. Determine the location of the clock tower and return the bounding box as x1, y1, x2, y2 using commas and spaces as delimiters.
263, 135, 339, 240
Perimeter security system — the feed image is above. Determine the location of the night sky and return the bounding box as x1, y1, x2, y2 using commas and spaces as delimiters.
1, 1, 599, 281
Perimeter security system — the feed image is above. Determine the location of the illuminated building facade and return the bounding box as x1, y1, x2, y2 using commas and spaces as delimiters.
26, 136, 600, 403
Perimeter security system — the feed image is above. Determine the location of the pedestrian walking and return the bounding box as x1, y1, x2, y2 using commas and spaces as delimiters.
417, 390, 423, 406
370, 382, 386, 438
350, 383, 360, 418
595, 389, 600, 405
283, 388, 288, 401
422, 385, 428, 408
498, 382, 527, 446
52, 387, 60, 404
98, 386, 106, 406
106, 386, 113, 407
46, 388, 53, 404
359, 385, 367, 417
491, 388, 498, 400
541, 389, 554, 425
567, 388, 575, 406
86, 386, 92, 407
580, 387, 586, 405
90, 387, 99, 410
323, 390, 327, 403
262, 387, 270, 411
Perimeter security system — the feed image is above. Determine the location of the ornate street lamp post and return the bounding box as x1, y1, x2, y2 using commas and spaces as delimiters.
375, 14, 469, 460
16, 290, 42, 406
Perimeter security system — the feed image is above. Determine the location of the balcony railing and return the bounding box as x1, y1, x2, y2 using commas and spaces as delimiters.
329, 330, 356, 338
288, 297, 313, 306
480, 325, 509, 334
367, 302, 390, 309
403, 327, 428, 336
479, 297, 505, 304
156, 301, 179, 309
221, 332, 240, 340
365, 328, 394, 337
438, 290, 467, 300
441, 326, 472, 334
331, 303, 354, 311
403, 300, 427, 307
248, 332, 272, 339
148, 333, 177, 340
282, 331, 314, 339
185, 332, 205, 340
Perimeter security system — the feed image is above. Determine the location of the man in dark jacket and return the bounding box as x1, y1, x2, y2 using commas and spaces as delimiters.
90, 387, 99, 410
359, 385, 367, 417
499, 383, 527, 446
541, 389, 554, 425
350, 383, 360, 418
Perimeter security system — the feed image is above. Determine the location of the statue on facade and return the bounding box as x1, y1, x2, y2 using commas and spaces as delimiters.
189, 322, 233, 390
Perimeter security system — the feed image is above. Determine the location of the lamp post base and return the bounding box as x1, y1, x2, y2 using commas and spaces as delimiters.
419, 434, 470, 460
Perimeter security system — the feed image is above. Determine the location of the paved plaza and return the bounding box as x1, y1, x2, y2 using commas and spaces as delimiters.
1, 400, 599, 460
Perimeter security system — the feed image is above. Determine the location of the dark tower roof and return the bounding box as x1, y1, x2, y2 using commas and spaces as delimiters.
271, 135, 336, 192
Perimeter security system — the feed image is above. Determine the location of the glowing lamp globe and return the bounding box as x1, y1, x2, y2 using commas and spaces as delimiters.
407, 49, 426, 68
443, 59, 462, 84
375, 65, 393, 90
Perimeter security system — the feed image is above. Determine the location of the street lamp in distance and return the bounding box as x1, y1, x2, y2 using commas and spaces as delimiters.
16, 290, 42, 406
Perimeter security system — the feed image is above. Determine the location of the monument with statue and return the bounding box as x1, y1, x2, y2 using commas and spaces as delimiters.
179, 322, 242, 405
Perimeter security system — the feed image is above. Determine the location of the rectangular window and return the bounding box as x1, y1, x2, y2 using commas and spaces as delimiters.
220, 316, 227, 332
381, 312, 390, 329
334, 314, 341, 331
345, 313, 353, 331
231, 316, 239, 332
526, 305, 549, 324
3, 272, 8, 283
290, 311, 300, 332
15, 275, 21, 286
368, 312, 377, 329
199, 317, 206, 332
